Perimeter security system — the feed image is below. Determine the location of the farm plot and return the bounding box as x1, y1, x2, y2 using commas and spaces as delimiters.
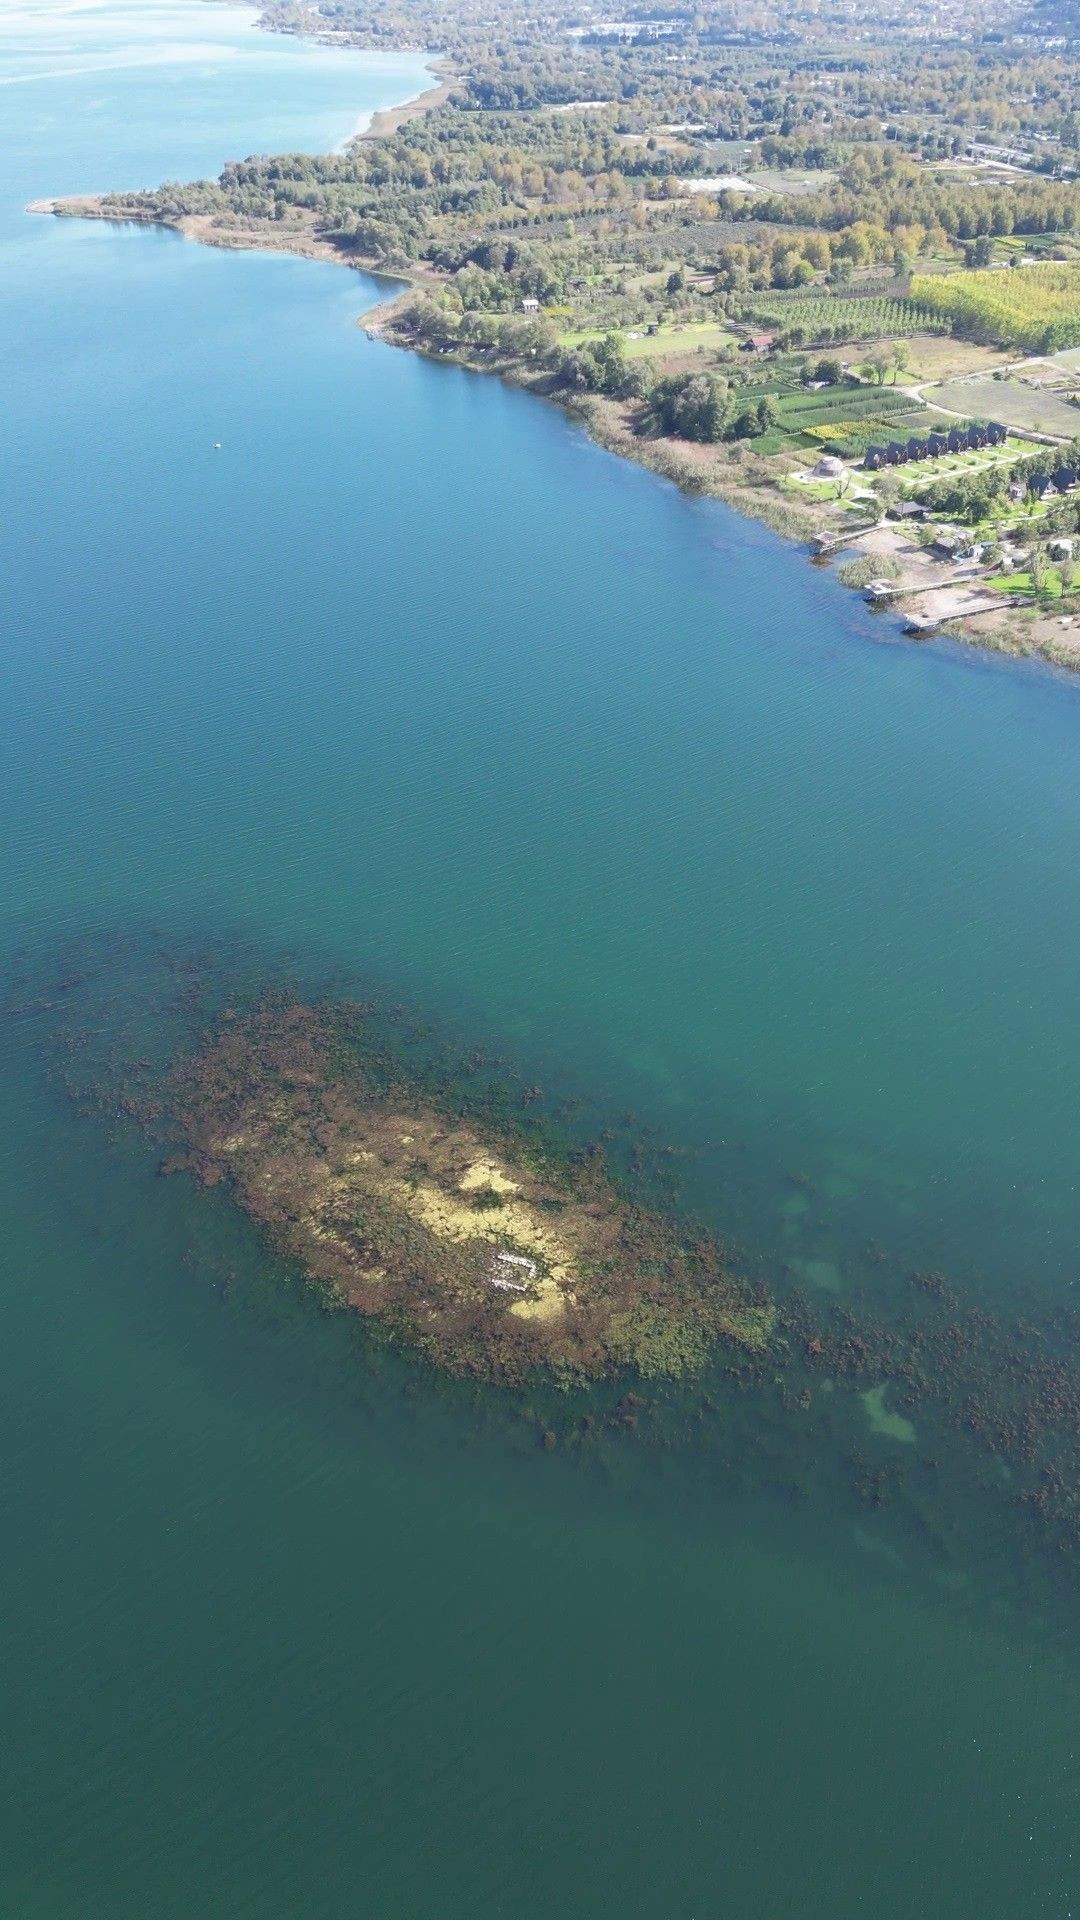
768, 387, 917, 454
738, 295, 942, 343
923, 376, 1080, 438
742, 167, 838, 196
773, 387, 910, 433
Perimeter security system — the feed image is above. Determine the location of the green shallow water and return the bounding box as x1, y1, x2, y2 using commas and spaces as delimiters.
2, 5, 1080, 1914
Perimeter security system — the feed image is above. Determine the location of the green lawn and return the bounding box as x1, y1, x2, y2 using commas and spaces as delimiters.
937, 500, 1061, 541
998, 568, 1074, 597
781, 474, 846, 500
557, 321, 735, 359
896, 442, 1040, 493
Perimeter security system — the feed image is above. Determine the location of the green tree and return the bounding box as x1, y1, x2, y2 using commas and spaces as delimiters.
876, 470, 903, 516
1030, 546, 1048, 597
645, 371, 730, 442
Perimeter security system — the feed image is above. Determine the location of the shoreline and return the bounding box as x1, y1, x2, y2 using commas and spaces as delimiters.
27, 78, 1080, 678
356, 65, 453, 142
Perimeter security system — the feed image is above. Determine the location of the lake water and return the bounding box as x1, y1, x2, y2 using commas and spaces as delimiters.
2, 5, 1079, 1915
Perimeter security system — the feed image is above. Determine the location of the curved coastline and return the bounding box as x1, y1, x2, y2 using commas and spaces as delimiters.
28, 20, 1071, 678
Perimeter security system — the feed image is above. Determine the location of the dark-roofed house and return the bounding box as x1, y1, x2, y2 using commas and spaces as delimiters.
864, 446, 888, 471
987, 421, 1009, 446
885, 440, 906, 465
1052, 466, 1079, 493
969, 424, 988, 449
947, 427, 971, 453
906, 436, 929, 461
927, 432, 949, 457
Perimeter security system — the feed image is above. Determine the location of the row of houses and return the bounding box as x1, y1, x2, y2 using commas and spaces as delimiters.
1027, 466, 1080, 498
864, 423, 1009, 470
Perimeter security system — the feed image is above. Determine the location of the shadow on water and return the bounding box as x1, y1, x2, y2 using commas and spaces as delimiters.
6, 915, 1080, 1646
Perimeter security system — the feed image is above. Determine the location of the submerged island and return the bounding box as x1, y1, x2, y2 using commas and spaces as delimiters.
161, 996, 773, 1381
13, 927, 1080, 1562
37, 0, 1080, 671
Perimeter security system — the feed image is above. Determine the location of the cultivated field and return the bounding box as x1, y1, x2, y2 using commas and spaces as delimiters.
744, 166, 838, 196
923, 376, 1080, 438
895, 336, 1008, 382
739, 293, 939, 341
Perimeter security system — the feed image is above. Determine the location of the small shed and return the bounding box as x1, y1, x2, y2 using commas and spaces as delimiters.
520, 296, 540, 313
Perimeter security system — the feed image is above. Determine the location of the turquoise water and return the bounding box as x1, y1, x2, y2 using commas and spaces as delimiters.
2, 5, 1080, 1914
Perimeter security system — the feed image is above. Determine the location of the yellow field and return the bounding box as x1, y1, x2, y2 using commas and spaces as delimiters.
910, 264, 1080, 354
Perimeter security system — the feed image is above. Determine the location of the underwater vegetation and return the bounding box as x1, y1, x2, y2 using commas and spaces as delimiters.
157, 997, 774, 1384
9, 926, 1080, 1568
784, 1273, 1080, 1555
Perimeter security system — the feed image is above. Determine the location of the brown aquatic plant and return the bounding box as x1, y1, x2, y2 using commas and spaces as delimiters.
158, 996, 775, 1385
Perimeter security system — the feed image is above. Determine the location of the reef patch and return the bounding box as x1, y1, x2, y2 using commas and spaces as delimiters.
161, 996, 774, 1383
